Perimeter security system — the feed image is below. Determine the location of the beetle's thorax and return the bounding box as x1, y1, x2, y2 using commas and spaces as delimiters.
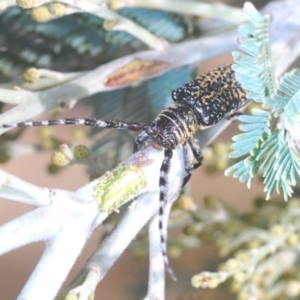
145, 102, 199, 149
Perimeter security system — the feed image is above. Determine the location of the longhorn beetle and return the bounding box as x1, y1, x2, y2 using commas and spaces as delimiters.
0, 64, 248, 280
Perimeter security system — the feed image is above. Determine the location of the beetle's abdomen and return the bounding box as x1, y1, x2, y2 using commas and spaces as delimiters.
172, 64, 247, 129
146, 102, 199, 149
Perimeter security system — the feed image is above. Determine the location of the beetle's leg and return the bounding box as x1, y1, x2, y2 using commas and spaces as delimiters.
181, 143, 195, 188
133, 131, 150, 153
189, 138, 203, 170
227, 112, 243, 120
158, 148, 177, 281
181, 139, 203, 188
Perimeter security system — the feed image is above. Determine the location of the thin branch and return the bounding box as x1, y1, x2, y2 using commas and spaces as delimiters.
13, 189, 103, 300
0, 0, 16, 11
113, 0, 246, 23
0, 71, 84, 91
0, 169, 52, 206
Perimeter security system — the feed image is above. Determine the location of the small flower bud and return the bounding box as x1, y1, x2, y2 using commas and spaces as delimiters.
235, 252, 250, 263
16, 0, 35, 9
183, 224, 197, 236
233, 271, 246, 283
208, 276, 219, 288
65, 294, 78, 300
237, 290, 251, 300
202, 147, 213, 161
30, 6, 51, 23
286, 233, 299, 246
0, 150, 10, 163
23, 67, 40, 83
214, 156, 229, 171
225, 258, 239, 271
204, 194, 221, 210
51, 151, 68, 166
103, 19, 118, 30
73, 145, 90, 159
213, 142, 229, 155
168, 244, 182, 258
270, 224, 285, 238
286, 280, 300, 297
38, 127, 53, 139
173, 194, 195, 211
71, 128, 86, 141
191, 273, 220, 289
48, 2, 66, 17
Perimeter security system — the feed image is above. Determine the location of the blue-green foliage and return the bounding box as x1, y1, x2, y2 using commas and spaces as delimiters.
147, 65, 194, 117
0, 6, 193, 79
104, 8, 193, 45
265, 70, 300, 124
225, 3, 300, 200
260, 130, 300, 200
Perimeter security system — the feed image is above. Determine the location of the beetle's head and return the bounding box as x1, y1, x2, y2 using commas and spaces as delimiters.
145, 121, 178, 150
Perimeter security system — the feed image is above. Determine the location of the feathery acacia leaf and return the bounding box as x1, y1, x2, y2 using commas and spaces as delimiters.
226, 2, 300, 199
